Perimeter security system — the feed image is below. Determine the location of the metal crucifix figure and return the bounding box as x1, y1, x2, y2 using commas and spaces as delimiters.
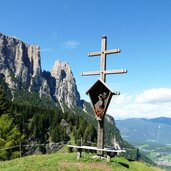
81, 35, 127, 156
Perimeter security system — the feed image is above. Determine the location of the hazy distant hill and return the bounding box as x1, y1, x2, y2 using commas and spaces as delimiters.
116, 117, 171, 145
150, 117, 171, 126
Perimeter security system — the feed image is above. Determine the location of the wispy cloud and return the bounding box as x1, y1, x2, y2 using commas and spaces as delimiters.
40, 48, 53, 53
107, 88, 171, 119
62, 40, 80, 49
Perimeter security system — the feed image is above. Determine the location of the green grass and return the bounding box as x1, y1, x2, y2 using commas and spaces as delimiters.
0, 152, 165, 171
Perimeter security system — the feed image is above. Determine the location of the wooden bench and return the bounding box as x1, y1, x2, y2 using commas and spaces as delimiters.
67, 145, 126, 162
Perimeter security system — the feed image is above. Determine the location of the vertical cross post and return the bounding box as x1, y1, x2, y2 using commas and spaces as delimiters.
101, 35, 107, 82
98, 36, 107, 155
97, 118, 104, 156
81, 35, 127, 156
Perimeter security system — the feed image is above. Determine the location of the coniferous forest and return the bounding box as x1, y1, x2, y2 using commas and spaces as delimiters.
0, 74, 98, 159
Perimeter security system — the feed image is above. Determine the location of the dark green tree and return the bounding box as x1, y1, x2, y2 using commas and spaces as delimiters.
0, 86, 11, 116
0, 86, 23, 160
0, 114, 23, 160
83, 124, 97, 145
50, 125, 60, 142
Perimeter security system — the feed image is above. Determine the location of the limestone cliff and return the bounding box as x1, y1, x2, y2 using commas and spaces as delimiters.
51, 60, 81, 107
0, 33, 81, 108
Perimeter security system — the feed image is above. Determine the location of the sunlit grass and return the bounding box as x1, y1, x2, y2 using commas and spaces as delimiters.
0, 152, 165, 171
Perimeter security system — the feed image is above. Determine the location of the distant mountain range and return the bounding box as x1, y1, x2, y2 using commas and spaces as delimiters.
116, 117, 171, 145
150, 117, 171, 125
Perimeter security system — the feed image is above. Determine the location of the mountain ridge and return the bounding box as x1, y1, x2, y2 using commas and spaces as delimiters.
116, 117, 171, 145
0, 32, 81, 109
149, 117, 171, 125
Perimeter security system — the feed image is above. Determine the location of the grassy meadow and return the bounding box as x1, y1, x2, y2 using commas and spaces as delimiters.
0, 152, 165, 171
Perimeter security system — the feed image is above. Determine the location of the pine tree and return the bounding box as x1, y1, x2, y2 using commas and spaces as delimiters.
0, 114, 22, 160
50, 125, 60, 142
0, 86, 23, 160
0, 86, 11, 116
83, 124, 97, 145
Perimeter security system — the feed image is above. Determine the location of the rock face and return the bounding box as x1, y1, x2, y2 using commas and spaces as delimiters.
0, 33, 81, 108
51, 60, 81, 107
0, 33, 41, 90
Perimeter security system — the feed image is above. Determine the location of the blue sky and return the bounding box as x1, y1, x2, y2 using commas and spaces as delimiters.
1, 0, 171, 119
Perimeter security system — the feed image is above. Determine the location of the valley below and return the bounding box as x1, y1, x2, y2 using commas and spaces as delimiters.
136, 143, 171, 169
116, 117, 171, 170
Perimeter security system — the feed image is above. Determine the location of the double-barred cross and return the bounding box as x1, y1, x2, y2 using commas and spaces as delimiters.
81, 35, 127, 156
81, 35, 127, 82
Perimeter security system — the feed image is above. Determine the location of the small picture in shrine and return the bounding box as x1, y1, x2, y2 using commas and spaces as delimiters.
94, 92, 108, 118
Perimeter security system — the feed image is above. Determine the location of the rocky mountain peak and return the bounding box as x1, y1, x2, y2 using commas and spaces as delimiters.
0, 33, 42, 90
51, 60, 72, 79
0, 33, 81, 109
51, 60, 81, 108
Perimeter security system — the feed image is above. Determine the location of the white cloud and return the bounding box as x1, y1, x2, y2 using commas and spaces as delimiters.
135, 88, 171, 104
40, 48, 53, 53
107, 88, 171, 119
62, 40, 80, 49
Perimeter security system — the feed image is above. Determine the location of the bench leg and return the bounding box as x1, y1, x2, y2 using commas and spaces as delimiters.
77, 149, 82, 160
106, 152, 118, 162
107, 155, 111, 162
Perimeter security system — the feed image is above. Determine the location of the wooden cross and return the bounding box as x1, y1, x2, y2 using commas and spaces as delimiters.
81, 35, 127, 156
81, 35, 127, 82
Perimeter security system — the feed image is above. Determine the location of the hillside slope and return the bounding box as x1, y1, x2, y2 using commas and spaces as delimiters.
0, 152, 164, 171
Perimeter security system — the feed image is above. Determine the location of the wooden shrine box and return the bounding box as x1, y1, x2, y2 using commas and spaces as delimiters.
86, 79, 119, 120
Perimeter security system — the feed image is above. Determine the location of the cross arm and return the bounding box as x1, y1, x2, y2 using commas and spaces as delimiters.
105, 48, 121, 55
88, 49, 121, 57
113, 91, 120, 95
81, 71, 100, 76
88, 51, 101, 57
104, 69, 128, 75
81, 69, 127, 76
